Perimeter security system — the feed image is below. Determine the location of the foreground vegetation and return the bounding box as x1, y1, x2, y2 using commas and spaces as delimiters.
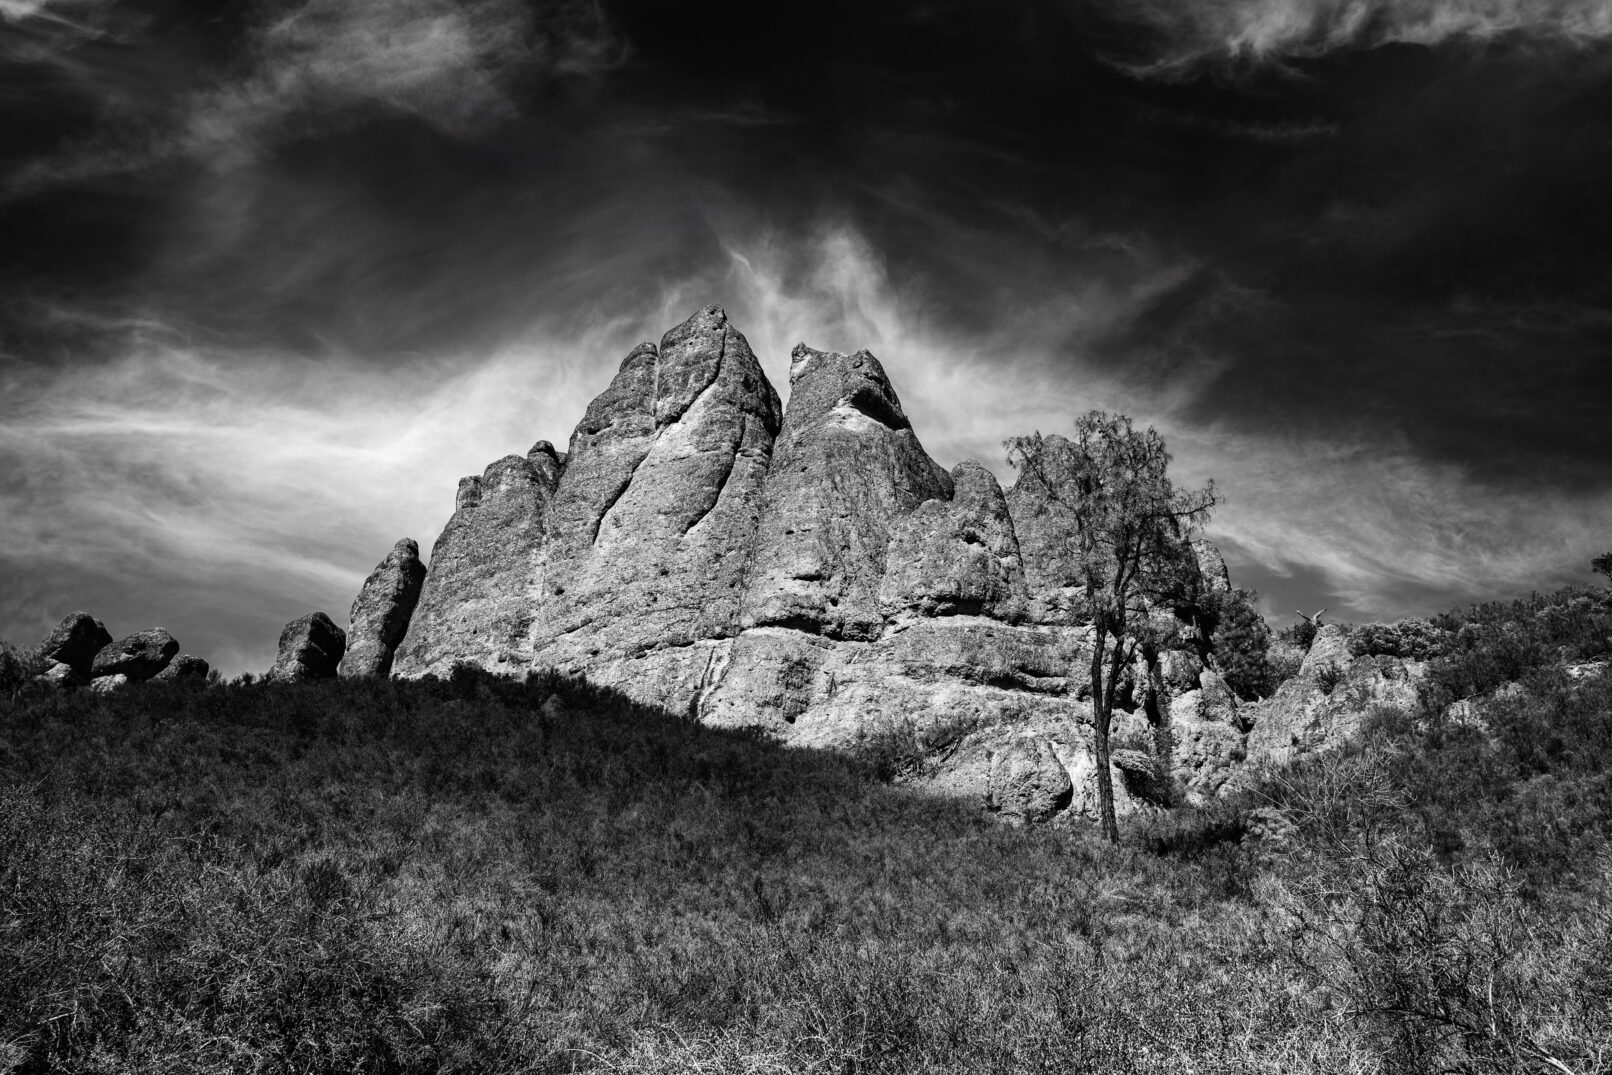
3, 589, 1611, 1073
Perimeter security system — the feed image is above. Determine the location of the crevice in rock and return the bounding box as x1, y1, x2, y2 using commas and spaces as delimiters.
842, 384, 911, 431
682, 416, 743, 538
589, 451, 651, 546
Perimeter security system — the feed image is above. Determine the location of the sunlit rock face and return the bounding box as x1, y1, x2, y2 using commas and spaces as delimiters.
740, 343, 952, 640
374, 305, 1283, 821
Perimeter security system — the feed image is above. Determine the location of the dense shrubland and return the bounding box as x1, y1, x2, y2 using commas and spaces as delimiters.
3, 583, 1611, 1073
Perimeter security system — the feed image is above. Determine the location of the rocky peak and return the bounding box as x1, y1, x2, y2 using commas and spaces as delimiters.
741, 343, 953, 640
526, 440, 566, 491
538, 305, 783, 664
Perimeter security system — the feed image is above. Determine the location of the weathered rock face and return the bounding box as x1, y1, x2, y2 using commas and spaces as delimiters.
988, 738, 1073, 823
742, 344, 952, 640
339, 538, 427, 679
1003, 435, 1087, 625
539, 306, 783, 666
372, 304, 1309, 824
36, 612, 113, 680
268, 612, 346, 681
92, 628, 179, 682
393, 454, 554, 677
880, 461, 1028, 622
154, 654, 210, 682
1242, 626, 1423, 770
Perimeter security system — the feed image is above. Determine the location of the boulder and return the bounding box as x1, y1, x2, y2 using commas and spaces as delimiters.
987, 738, 1073, 824
35, 661, 83, 691
1112, 749, 1172, 805
91, 628, 179, 682
742, 343, 952, 639
89, 673, 130, 693
1299, 623, 1351, 680
34, 612, 113, 680
153, 654, 210, 682
268, 612, 346, 681
339, 538, 427, 678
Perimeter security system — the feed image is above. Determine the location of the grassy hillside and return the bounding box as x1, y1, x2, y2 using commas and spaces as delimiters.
2, 598, 1610, 1074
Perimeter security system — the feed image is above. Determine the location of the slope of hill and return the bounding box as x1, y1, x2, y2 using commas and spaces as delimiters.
3, 603, 1609, 1074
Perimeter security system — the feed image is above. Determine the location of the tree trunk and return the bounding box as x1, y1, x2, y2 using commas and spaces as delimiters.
1090, 621, 1119, 844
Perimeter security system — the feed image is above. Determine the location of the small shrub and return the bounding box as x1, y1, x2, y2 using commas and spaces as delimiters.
1280, 838, 1611, 1075
1279, 618, 1318, 652
1315, 662, 1345, 695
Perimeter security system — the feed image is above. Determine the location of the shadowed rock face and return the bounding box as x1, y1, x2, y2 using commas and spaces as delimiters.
880, 461, 1028, 622
339, 538, 427, 679
268, 612, 346, 681
36, 612, 113, 680
741, 344, 952, 640
372, 305, 1262, 823
154, 654, 210, 682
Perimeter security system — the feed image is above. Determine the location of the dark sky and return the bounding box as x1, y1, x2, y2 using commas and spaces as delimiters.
3, 0, 1611, 674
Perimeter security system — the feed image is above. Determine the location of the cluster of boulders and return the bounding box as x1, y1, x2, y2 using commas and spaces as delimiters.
263, 537, 428, 682
19, 612, 209, 692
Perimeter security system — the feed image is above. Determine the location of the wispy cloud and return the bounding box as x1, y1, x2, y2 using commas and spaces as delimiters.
1106, 0, 1612, 75
3, 222, 1606, 671
7, 0, 622, 191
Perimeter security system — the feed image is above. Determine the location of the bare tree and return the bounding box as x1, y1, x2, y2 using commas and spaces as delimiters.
1007, 412, 1218, 843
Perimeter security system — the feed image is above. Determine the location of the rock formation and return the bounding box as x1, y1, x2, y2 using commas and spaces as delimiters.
339, 538, 427, 678
92, 628, 179, 682
154, 654, 210, 682
268, 612, 346, 681
36, 612, 113, 680
359, 304, 1305, 821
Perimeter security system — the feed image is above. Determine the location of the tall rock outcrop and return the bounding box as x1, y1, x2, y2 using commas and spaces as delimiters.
367, 304, 1281, 824
393, 454, 556, 676
741, 344, 951, 640
339, 538, 427, 678
538, 306, 783, 667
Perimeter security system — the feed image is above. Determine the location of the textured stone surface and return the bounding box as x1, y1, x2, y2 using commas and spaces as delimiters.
393, 454, 553, 677
154, 654, 210, 682
540, 306, 783, 666
1243, 644, 1424, 769
1002, 435, 1087, 624
92, 628, 178, 682
741, 343, 951, 640
36, 661, 83, 691
339, 538, 427, 678
987, 738, 1073, 823
1299, 623, 1352, 679
35, 612, 113, 680
880, 461, 1027, 621
89, 673, 130, 693
1192, 540, 1232, 594
268, 612, 346, 681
